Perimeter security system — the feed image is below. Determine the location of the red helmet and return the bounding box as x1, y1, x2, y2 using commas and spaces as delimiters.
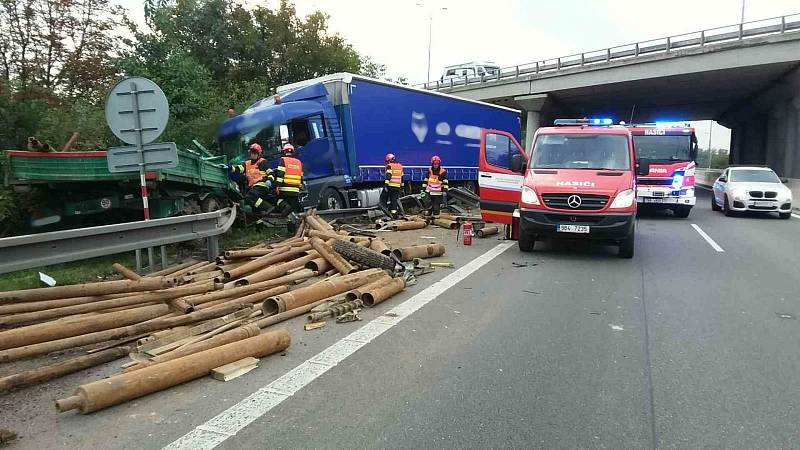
385, 153, 396, 163
431, 155, 441, 165
282, 143, 295, 155
249, 143, 263, 154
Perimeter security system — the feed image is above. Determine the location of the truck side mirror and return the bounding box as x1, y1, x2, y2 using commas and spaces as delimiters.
511, 154, 526, 173
279, 124, 290, 142
636, 161, 650, 176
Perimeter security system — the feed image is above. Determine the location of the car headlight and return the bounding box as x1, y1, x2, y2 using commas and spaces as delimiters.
610, 189, 635, 209
520, 186, 540, 205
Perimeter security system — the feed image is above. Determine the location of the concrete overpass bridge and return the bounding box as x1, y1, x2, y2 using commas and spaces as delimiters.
419, 14, 800, 179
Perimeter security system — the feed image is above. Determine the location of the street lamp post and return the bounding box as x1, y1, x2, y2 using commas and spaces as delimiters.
416, 3, 447, 83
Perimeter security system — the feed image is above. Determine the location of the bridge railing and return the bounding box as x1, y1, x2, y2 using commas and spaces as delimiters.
416, 13, 800, 90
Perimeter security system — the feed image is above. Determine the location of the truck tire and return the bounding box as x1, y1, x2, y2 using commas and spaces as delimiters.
619, 233, 635, 258
518, 232, 535, 252
333, 239, 397, 271
673, 206, 691, 218
319, 188, 345, 210
201, 195, 220, 213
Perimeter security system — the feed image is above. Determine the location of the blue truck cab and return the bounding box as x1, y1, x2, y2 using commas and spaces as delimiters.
218, 73, 520, 209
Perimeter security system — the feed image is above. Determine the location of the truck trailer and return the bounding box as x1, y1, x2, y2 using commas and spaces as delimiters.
217, 73, 521, 210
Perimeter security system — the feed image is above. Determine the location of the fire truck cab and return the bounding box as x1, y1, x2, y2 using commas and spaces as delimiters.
629, 123, 698, 218
478, 118, 641, 258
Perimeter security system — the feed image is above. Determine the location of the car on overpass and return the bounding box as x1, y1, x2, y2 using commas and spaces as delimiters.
478, 118, 640, 258
711, 166, 793, 219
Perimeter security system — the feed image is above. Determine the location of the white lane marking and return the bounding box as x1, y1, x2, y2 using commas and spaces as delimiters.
691, 224, 725, 252
163, 241, 515, 450
792, 213, 800, 219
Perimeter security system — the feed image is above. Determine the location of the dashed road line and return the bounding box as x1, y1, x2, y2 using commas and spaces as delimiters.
163, 241, 516, 450
691, 223, 725, 252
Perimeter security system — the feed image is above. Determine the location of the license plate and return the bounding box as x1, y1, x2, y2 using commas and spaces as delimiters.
643, 198, 663, 203
557, 224, 590, 234
753, 201, 774, 207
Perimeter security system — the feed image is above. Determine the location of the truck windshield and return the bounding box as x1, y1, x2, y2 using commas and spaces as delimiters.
219, 124, 282, 163
531, 134, 630, 170
729, 169, 781, 183
633, 135, 691, 162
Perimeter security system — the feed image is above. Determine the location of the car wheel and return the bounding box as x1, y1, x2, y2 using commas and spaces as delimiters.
779, 212, 791, 219
723, 195, 735, 217
518, 232, 535, 252
319, 188, 345, 210
711, 194, 721, 211
673, 206, 691, 218
619, 232, 635, 258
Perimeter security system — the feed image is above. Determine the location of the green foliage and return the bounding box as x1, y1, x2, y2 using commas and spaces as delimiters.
697, 148, 730, 169
0, 184, 23, 237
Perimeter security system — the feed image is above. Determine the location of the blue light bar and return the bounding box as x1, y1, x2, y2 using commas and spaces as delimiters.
554, 118, 613, 126
655, 121, 690, 128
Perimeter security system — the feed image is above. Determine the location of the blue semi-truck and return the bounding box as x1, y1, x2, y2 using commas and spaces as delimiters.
217, 73, 521, 209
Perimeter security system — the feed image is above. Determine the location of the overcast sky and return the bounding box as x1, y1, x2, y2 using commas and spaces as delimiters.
118, 0, 800, 149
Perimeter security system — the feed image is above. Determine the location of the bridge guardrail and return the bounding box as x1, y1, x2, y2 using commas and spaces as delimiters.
0, 207, 236, 274
416, 13, 800, 90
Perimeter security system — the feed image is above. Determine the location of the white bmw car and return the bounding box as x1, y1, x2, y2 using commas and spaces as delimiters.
712, 166, 793, 219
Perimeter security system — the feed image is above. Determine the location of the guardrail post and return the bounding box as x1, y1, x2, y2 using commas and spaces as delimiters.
517, 65, 521, 77
666, 37, 671, 52
781, 16, 786, 33
634, 43, 639, 56
449, 78, 453, 88
496, 70, 501, 81
207, 236, 219, 261
160, 245, 167, 270
700, 30, 705, 46
557, 57, 561, 70
606, 49, 611, 62
580, 53, 585, 66
534, 62, 538, 74
739, 23, 743, 40
135, 249, 142, 272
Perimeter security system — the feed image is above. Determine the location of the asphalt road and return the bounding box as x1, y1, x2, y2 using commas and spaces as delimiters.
3, 188, 799, 449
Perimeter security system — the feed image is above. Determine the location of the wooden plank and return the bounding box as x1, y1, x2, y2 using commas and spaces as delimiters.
211, 357, 259, 381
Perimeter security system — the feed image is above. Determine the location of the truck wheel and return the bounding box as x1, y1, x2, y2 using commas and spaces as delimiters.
711, 195, 721, 211
619, 233, 635, 258
319, 188, 345, 210
518, 232, 535, 252
201, 195, 220, 213
333, 239, 397, 271
673, 206, 691, 218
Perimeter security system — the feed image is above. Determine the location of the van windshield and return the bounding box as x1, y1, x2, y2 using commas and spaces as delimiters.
531, 134, 630, 170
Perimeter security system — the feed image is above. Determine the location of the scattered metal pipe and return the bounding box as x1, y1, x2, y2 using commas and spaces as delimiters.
434, 218, 458, 229
362, 277, 406, 307
307, 299, 364, 322
186, 270, 314, 307
145, 259, 202, 278
233, 253, 318, 286
391, 244, 446, 261
0, 346, 131, 393
194, 285, 288, 311
389, 221, 426, 231
476, 226, 499, 238
309, 237, 355, 275
254, 298, 329, 329
305, 257, 332, 274
0, 277, 174, 304
224, 246, 286, 260
308, 230, 347, 241
304, 215, 333, 232
112, 263, 142, 280
344, 274, 393, 301
262, 269, 384, 316
223, 244, 312, 280
55, 330, 290, 414
369, 239, 391, 255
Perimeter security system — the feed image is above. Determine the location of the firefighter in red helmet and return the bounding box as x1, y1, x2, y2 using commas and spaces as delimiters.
380, 153, 403, 217
422, 155, 448, 217
274, 143, 304, 215
226, 143, 274, 213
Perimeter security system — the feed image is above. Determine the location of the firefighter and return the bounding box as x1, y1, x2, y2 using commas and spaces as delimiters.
226, 143, 274, 213
422, 155, 448, 217
275, 143, 304, 215
380, 153, 403, 217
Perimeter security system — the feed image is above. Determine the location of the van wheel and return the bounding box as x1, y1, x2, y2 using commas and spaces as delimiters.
518, 233, 535, 252
673, 206, 691, 218
619, 233, 635, 258
319, 188, 345, 210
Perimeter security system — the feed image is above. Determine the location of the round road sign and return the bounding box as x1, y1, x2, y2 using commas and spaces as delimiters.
105, 77, 169, 145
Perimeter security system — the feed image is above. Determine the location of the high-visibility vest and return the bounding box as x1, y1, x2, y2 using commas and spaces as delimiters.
385, 162, 403, 188
244, 158, 267, 187
277, 156, 303, 194
425, 167, 447, 194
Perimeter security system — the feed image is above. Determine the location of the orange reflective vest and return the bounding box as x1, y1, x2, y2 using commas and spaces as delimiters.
385, 162, 403, 188
424, 167, 447, 194
244, 158, 268, 187
276, 156, 303, 194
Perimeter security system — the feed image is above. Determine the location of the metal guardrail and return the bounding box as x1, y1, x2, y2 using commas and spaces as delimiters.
416, 13, 800, 90
0, 207, 236, 274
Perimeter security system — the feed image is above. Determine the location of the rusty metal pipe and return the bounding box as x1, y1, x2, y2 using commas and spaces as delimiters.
112, 263, 141, 281
362, 277, 406, 307
310, 237, 355, 275
389, 220, 426, 231
262, 269, 384, 316
369, 239, 391, 255
124, 324, 261, 372
304, 215, 333, 232
476, 226, 499, 238
0, 346, 131, 393
392, 243, 446, 261
343, 274, 393, 301
194, 285, 288, 311
165, 261, 211, 280
254, 298, 328, 329
307, 230, 347, 241
0, 277, 174, 304
224, 246, 287, 259
145, 259, 202, 278
234, 253, 318, 286
434, 218, 458, 229
0, 304, 249, 362
55, 330, 290, 414
305, 257, 332, 274
223, 244, 312, 280
186, 270, 314, 307
187, 261, 220, 275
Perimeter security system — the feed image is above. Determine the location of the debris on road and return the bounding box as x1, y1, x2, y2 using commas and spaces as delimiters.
211, 357, 259, 382
0, 428, 17, 445
609, 324, 624, 331
304, 322, 326, 331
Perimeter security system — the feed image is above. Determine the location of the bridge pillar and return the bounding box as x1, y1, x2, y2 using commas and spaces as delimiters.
514, 94, 550, 150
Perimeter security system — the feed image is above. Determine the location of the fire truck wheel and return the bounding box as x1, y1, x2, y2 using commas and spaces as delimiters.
518, 232, 535, 252
619, 233, 635, 258
673, 206, 691, 218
